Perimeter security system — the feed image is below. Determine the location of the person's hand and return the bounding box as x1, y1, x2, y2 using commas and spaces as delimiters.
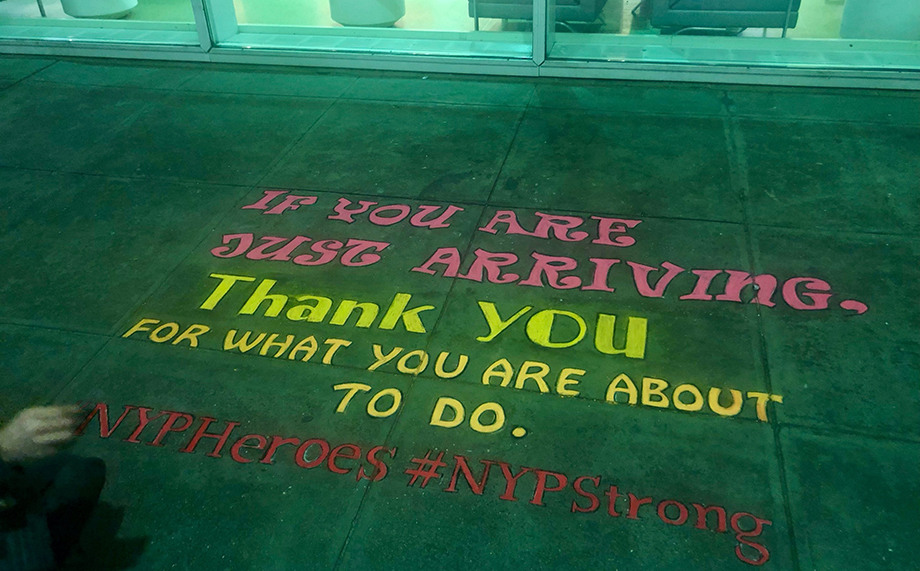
0, 406, 81, 464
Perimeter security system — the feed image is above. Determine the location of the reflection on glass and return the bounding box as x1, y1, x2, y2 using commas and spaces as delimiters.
545, 0, 920, 68
0, 0, 193, 21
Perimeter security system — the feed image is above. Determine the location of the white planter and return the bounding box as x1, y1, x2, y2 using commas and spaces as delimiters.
840, 0, 920, 40
60, 0, 138, 19
329, 0, 406, 26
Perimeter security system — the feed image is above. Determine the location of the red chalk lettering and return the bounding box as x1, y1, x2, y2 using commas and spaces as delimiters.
368, 204, 411, 226
531, 469, 568, 506
263, 194, 316, 215
496, 463, 531, 502
657, 500, 689, 526
241, 189, 287, 211
627, 261, 685, 298
731, 512, 772, 566
531, 213, 589, 242
409, 205, 464, 229
591, 216, 641, 247
260, 436, 301, 465
693, 503, 728, 533
518, 253, 582, 289
248, 236, 312, 262
295, 438, 330, 469
75, 403, 135, 438
571, 476, 601, 513
679, 270, 723, 301
292, 239, 344, 266
211, 233, 254, 258
180, 417, 241, 458
478, 210, 533, 236
605, 485, 624, 517
457, 249, 520, 284
327, 444, 361, 475
328, 198, 378, 223
148, 411, 194, 447
715, 271, 777, 307
444, 456, 493, 494
581, 258, 620, 292
627, 493, 653, 519
123, 408, 167, 444
411, 247, 462, 277
230, 434, 268, 464
782, 277, 832, 310
357, 446, 396, 482
340, 239, 390, 267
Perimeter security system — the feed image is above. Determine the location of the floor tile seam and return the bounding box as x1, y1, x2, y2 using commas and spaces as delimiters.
0, 58, 57, 90
724, 110, 802, 571
47, 334, 117, 407
777, 421, 920, 445
331, 376, 416, 571
25, 77, 184, 92
336, 94, 532, 110
527, 105, 729, 120
0, 317, 113, 339
747, 221, 920, 241
416, 205, 493, 366
251, 98, 339, 189
30, 166, 257, 192
732, 114, 920, 129
169, 86, 345, 104
103, 184, 259, 338
483, 102, 530, 205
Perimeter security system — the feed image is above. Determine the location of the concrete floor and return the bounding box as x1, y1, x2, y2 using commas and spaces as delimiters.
0, 56, 918, 570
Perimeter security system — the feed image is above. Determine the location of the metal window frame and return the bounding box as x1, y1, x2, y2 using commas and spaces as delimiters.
0, 0, 917, 90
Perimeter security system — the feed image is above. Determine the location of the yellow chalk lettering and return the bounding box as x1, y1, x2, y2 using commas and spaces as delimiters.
430, 397, 464, 428
330, 300, 379, 328
525, 309, 587, 349
514, 361, 551, 393
288, 336, 318, 362
642, 377, 670, 408
122, 318, 159, 338
470, 402, 505, 434
322, 338, 352, 365
333, 383, 371, 413
200, 273, 256, 310
223, 330, 267, 353
171, 324, 210, 348
396, 350, 429, 375
594, 314, 647, 359
747, 391, 783, 422
379, 293, 434, 333
239, 279, 287, 317
434, 352, 468, 379
475, 301, 532, 342
367, 388, 402, 418
368, 344, 403, 371
606, 373, 638, 405
482, 358, 514, 387
286, 295, 332, 322
708, 388, 743, 417
259, 333, 295, 358
556, 368, 584, 397
673, 384, 704, 412
149, 323, 180, 343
